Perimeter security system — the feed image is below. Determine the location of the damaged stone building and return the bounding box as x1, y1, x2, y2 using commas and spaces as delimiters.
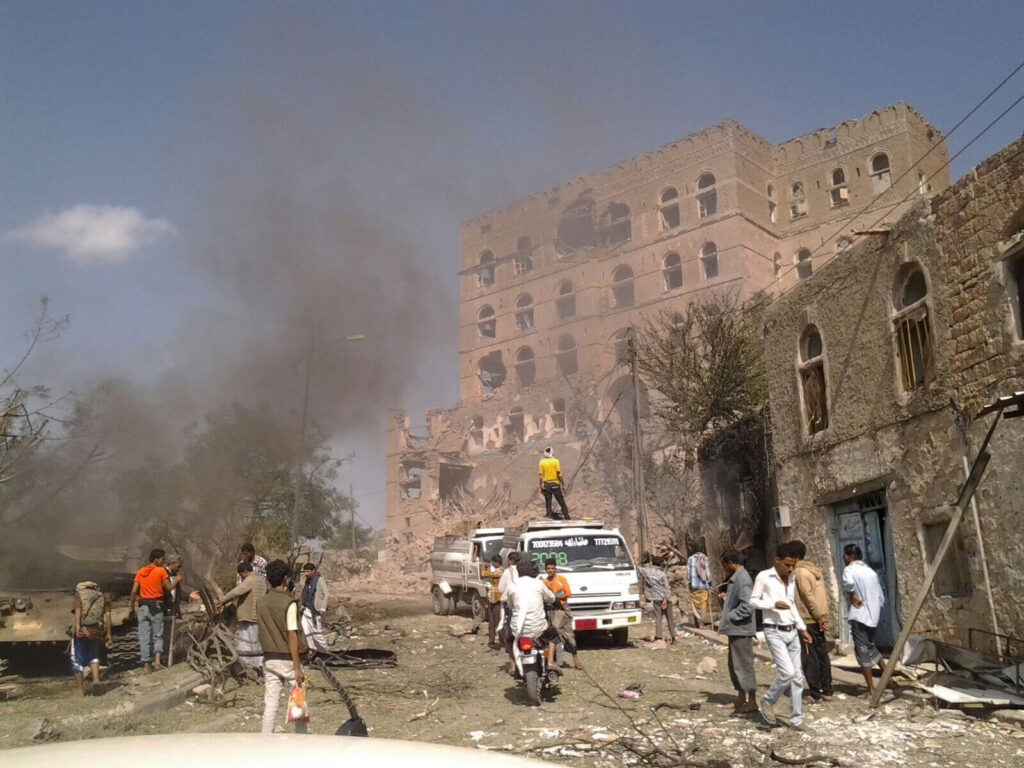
386, 103, 951, 550
764, 136, 1024, 644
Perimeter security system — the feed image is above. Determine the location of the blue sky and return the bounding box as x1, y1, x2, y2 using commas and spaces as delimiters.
2, 2, 1022, 526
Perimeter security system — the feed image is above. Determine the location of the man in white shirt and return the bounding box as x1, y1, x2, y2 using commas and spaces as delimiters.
841, 544, 887, 696
507, 562, 558, 672
750, 542, 812, 729
498, 552, 521, 670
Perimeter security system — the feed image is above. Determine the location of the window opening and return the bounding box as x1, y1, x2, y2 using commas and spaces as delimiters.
829, 167, 849, 208
795, 249, 812, 280
790, 181, 807, 220
514, 293, 534, 330
773, 252, 781, 279
515, 346, 536, 386
1007, 249, 1024, 339
508, 407, 525, 442
514, 237, 534, 276
470, 415, 484, 447
697, 173, 717, 218
700, 242, 718, 280
551, 397, 566, 431
894, 266, 932, 391
768, 184, 777, 223
478, 351, 507, 394
602, 202, 632, 246
477, 250, 495, 287
477, 305, 496, 341
608, 328, 631, 366
917, 170, 931, 196
555, 279, 576, 319
556, 335, 578, 376
798, 326, 828, 434
612, 265, 635, 307
662, 252, 683, 291
870, 152, 892, 191
659, 187, 681, 230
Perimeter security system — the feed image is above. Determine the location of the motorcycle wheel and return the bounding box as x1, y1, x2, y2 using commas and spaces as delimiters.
523, 668, 541, 706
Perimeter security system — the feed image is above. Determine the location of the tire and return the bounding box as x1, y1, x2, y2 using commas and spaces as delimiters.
431, 587, 445, 615
441, 593, 456, 616
471, 593, 487, 623
523, 667, 541, 706
610, 627, 629, 647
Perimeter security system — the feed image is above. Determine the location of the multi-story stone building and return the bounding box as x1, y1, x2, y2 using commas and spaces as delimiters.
387, 104, 950, 545
763, 136, 1024, 644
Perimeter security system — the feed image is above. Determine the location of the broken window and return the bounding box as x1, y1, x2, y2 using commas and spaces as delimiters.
767, 184, 777, 223
608, 328, 631, 366
659, 187, 680, 230
700, 242, 718, 280
1006, 247, 1024, 339
662, 252, 683, 291
917, 170, 931, 196
602, 202, 632, 246
515, 346, 536, 386
477, 250, 495, 287
555, 279, 576, 319
514, 293, 534, 330
790, 182, 807, 220
829, 167, 849, 208
870, 152, 892, 191
556, 335, 578, 376
557, 192, 596, 251
894, 266, 932, 392
439, 462, 472, 502
508, 407, 525, 442
470, 415, 484, 447
795, 249, 813, 280
478, 351, 507, 394
773, 252, 781, 279
551, 397, 566, 431
798, 325, 828, 434
477, 305, 496, 341
697, 173, 717, 218
611, 265, 634, 307
514, 237, 533, 276
922, 521, 972, 598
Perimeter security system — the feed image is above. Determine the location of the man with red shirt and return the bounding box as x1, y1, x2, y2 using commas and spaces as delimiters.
543, 559, 581, 670
129, 549, 178, 672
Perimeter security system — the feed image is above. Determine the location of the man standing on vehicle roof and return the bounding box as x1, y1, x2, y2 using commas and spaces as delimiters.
539, 446, 570, 520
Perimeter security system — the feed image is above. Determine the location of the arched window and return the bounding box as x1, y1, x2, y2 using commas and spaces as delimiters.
659, 186, 680, 230
470, 415, 484, 446
515, 346, 536, 387
700, 242, 718, 280
550, 397, 567, 432
799, 326, 829, 434
795, 249, 813, 280
662, 252, 683, 291
477, 351, 506, 394
773, 252, 782, 279
514, 236, 534, 276
603, 202, 632, 246
608, 328, 631, 366
767, 184, 777, 224
555, 279, 576, 319
477, 250, 495, 287
829, 167, 849, 208
894, 265, 932, 391
514, 293, 534, 331
556, 335, 578, 376
612, 265, 634, 307
790, 182, 807, 219
477, 305, 496, 341
870, 152, 892, 190
697, 173, 717, 218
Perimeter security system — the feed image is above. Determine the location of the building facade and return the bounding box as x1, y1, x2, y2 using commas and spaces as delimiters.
387, 104, 950, 546
764, 136, 1024, 644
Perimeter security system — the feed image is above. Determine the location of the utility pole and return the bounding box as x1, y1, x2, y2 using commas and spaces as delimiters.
290, 331, 315, 548
350, 482, 357, 558
628, 327, 649, 558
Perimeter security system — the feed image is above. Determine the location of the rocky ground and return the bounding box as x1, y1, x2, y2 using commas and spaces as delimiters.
2, 595, 1024, 768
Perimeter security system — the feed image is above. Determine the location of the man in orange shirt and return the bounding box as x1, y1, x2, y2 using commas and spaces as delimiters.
543, 559, 581, 669
128, 549, 178, 672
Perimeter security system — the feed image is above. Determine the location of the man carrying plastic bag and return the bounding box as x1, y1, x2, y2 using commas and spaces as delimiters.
256, 559, 309, 733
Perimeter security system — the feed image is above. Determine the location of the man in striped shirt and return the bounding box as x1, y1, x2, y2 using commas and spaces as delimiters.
638, 553, 675, 644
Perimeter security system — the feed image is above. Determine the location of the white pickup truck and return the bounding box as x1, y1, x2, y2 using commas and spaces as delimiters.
429, 527, 505, 622
502, 519, 641, 646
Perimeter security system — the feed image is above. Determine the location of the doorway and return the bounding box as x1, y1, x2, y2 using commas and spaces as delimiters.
827, 490, 900, 649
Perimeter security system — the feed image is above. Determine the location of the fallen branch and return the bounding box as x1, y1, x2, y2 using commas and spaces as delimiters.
768, 748, 848, 767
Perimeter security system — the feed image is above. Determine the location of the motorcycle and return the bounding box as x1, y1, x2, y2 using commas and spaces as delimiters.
514, 633, 561, 706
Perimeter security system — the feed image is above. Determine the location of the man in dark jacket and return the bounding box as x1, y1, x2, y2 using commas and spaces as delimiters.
792, 540, 834, 703
717, 550, 757, 714
256, 559, 307, 733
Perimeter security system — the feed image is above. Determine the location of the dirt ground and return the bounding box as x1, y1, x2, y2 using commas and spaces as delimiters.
2, 595, 1024, 767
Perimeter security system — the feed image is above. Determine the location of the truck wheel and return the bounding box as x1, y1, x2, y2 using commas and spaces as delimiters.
610, 627, 629, 647
523, 668, 541, 706
471, 593, 487, 623
441, 593, 456, 615
431, 587, 445, 615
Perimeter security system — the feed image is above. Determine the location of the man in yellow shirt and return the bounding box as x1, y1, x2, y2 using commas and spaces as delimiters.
538, 447, 570, 520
